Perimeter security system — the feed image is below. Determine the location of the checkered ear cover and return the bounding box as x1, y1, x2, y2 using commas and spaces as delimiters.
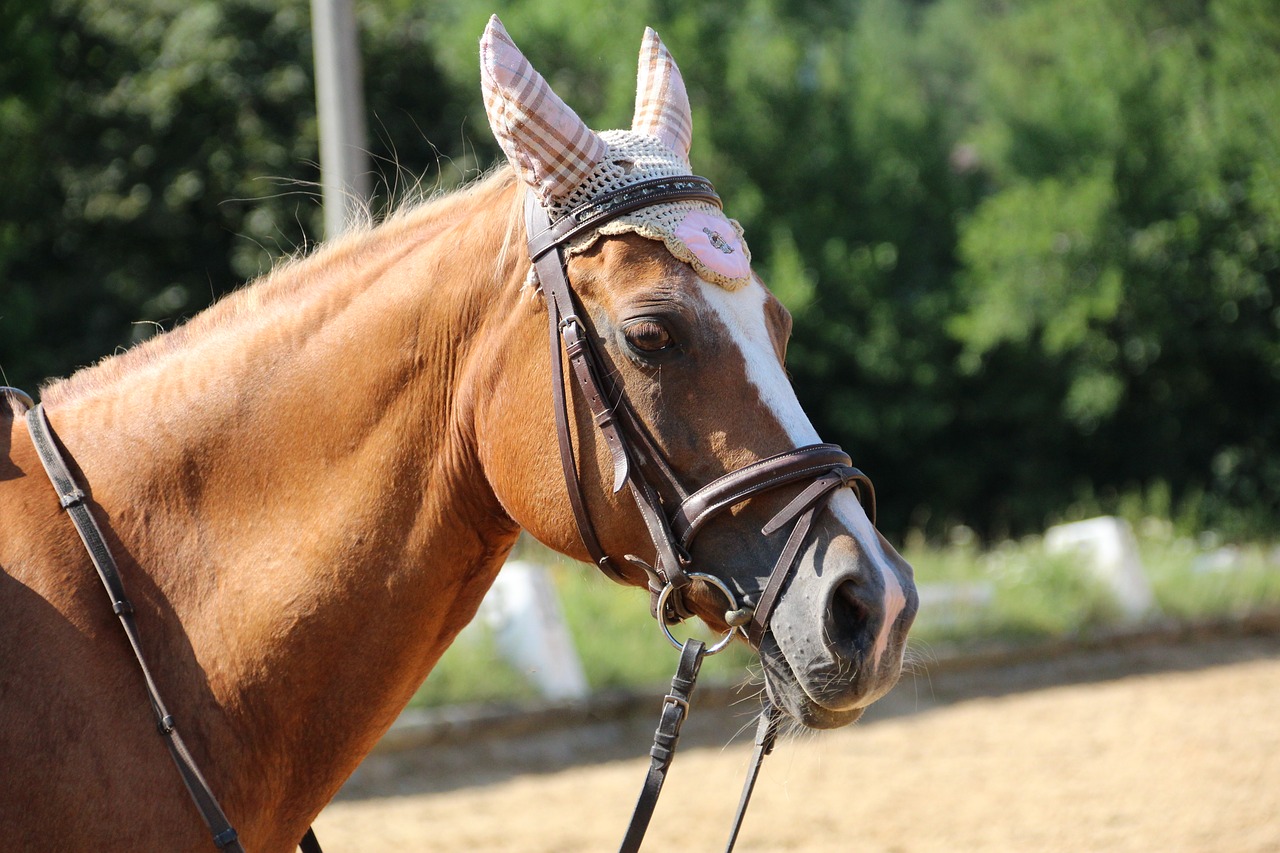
480, 16, 698, 202
632, 28, 692, 163
480, 15, 608, 205
481, 17, 752, 290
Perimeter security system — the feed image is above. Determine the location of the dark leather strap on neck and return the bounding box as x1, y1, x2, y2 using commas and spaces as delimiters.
24, 404, 248, 853
23, 401, 322, 853
299, 827, 324, 853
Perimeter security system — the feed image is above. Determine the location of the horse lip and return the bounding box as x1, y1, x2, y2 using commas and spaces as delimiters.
758, 635, 866, 730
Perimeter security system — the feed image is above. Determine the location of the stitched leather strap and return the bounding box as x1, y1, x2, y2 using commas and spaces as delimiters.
524, 175, 725, 590
748, 468, 874, 647
527, 187, 707, 598
23, 402, 323, 853
528, 195, 629, 583
527, 176, 720, 262
724, 702, 782, 853
671, 444, 855, 547
24, 404, 248, 852
618, 639, 706, 853
523, 173, 882, 851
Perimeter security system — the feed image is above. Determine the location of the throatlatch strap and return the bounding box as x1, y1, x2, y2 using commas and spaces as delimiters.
527, 195, 626, 582
618, 639, 706, 853
526, 192, 689, 595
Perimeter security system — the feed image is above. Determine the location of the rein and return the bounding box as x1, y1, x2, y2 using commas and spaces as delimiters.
3, 390, 320, 853
524, 176, 875, 851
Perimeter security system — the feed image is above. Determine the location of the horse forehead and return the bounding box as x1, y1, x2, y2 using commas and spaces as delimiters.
696, 279, 821, 445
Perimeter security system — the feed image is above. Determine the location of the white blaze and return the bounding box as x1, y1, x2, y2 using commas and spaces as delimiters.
697, 280, 820, 445
699, 280, 907, 667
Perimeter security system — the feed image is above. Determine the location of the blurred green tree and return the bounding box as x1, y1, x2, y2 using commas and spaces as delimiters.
2, 0, 1276, 538
949, 0, 1280, 534
0, 0, 470, 392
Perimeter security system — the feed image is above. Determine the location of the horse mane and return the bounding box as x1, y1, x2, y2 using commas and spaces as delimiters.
41, 168, 525, 407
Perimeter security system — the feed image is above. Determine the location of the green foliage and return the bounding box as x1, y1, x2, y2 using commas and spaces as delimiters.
2, 0, 1278, 538
945, 0, 1280, 535
0, 0, 469, 391
905, 535, 1124, 647
410, 622, 542, 709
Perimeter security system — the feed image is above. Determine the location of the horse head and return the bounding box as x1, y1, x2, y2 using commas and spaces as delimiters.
475, 17, 917, 729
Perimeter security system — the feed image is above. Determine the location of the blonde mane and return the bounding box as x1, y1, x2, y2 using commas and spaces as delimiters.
41, 168, 524, 407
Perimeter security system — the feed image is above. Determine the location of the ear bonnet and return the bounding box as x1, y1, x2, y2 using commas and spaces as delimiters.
480, 15, 752, 289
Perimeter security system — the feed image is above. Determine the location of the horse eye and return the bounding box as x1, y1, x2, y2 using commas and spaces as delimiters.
623, 319, 674, 353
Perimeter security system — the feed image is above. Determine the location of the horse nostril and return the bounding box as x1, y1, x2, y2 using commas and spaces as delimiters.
826, 580, 875, 655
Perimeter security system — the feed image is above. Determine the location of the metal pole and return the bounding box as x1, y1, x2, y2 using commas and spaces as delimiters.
311, 0, 370, 239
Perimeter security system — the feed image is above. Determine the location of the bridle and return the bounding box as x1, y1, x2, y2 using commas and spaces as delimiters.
524, 174, 877, 850
0, 174, 877, 853
526, 174, 876, 644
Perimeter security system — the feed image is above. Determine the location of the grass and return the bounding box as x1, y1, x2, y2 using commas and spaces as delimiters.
410, 521, 1280, 709
1134, 520, 1280, 620
903, 538, 1122, 648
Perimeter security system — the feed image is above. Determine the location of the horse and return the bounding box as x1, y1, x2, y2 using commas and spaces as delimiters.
0, 16, 917, 851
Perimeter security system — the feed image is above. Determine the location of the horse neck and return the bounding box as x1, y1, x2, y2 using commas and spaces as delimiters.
38, 174, 529, 830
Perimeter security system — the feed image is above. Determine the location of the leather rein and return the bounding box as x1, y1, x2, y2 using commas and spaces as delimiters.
524, 175, 876, 851
2, 389, 302, 853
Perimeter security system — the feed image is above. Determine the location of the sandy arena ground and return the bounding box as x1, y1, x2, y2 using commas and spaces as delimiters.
313, 632, 1280, 852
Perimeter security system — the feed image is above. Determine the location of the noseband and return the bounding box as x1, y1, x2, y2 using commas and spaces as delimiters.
524, 175, 876, 648
525, 177, 878, 852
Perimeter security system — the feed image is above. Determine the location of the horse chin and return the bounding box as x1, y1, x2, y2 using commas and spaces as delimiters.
758, 635, 867, 730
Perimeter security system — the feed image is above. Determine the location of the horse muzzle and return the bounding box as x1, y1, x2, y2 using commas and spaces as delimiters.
759, 523, 918, 729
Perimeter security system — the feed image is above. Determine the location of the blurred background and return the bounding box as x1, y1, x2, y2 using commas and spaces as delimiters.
2, 0, 1278, 700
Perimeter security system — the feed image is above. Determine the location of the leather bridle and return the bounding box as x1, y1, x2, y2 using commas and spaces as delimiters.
524, 175, 877, 850
525, 175, 875, 644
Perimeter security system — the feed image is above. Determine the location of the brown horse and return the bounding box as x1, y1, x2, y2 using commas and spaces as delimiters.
0, 17, 916, 851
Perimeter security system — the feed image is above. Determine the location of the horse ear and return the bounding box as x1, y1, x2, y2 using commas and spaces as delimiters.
631, 28, 693, 164
480, 15, 607, 204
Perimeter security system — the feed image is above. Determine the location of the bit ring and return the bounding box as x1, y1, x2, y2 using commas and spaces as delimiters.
656, 572, 741, 655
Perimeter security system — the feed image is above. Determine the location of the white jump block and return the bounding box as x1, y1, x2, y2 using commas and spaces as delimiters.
1044, 516, 1158, 621
479, 560, 589, 701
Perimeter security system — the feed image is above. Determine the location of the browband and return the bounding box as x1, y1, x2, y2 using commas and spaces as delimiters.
526, 175, 721, 259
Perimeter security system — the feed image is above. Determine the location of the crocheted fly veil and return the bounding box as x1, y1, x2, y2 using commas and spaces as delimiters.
480, 15, 752, 289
